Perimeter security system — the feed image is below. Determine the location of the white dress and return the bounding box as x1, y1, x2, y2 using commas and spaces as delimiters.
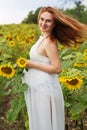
22, 34, 65, 130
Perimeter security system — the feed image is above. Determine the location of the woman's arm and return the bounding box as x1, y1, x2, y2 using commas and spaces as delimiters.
26, 40, 61, 74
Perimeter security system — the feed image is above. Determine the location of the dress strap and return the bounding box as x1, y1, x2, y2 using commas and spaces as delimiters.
37, 34, 50, 47
40, 33, 50, 40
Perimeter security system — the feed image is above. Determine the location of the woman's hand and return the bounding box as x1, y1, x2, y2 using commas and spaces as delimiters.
26, 60, 33, 69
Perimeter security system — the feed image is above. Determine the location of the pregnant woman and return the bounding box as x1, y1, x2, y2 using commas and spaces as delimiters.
22, 6, 87, 130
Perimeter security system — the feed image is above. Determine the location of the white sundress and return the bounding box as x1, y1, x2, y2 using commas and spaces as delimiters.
22, 34, 65, 130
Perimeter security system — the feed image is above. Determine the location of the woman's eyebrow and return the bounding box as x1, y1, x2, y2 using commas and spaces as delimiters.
40, 16, 52, 21
40, 17, 44, 19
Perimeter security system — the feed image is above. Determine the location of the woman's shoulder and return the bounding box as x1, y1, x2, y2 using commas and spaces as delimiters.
44, 36, 58, 51
46, 35, 58, 46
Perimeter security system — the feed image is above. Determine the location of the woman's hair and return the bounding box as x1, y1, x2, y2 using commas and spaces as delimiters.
38, 6, 87, 46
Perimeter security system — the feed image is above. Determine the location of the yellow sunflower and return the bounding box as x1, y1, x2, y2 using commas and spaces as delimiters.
0, 64, 15, 79
29, 34, 34, 40
15, 35, 20, 41
5, 35, 10, 41
59, 77, 83, 91
25, 38, 30, 44
9, 41, 15, 47
16, 57, 27, 68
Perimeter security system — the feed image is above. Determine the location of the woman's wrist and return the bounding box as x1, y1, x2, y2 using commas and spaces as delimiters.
26, 60, 33, 69
26, 60, 30, 69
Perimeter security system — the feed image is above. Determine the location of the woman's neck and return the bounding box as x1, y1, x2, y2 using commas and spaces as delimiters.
41, 32, 50, 36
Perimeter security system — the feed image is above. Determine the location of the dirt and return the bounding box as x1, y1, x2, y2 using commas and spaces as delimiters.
0, 95, 26, 130
0, 95, 87, 130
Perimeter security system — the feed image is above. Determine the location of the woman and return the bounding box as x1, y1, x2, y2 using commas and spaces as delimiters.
22, 6, 87, 130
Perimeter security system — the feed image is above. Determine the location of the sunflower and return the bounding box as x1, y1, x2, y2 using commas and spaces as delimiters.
0, 64, 15, 79
59, 76, 83, 91
25, 38, 30, 44
9, 41, 15, 47
15, 35, 20, 41
29, 34, 34, 40
16, 57, 27, 68
5, 35, 11, 41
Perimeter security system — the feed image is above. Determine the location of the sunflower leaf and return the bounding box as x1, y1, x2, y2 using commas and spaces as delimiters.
6, 94, 25, 124
70, 103, 87, 119
76, 93, 87, 105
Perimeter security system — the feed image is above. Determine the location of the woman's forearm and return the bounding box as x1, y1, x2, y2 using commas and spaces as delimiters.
26, 60, 61, 74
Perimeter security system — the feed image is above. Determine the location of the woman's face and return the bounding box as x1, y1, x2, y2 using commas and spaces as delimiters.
38, 11, 55, 35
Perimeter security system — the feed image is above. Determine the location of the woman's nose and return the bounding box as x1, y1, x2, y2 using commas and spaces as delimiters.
42, 20, 46, 25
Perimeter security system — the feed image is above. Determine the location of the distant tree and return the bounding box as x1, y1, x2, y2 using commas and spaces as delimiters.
60, 0, 84, 7
22, 7, 41, 24
80, 9, 87, 24
65, 1, 87, 24
22, 1, 87, 24
73, 1, 86, 21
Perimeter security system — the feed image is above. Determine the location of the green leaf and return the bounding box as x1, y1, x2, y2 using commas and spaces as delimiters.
5, 78, 14, 89
70, 103, 87, 118
62, 54, 75, 60
12, 80, 28, 93
77, 93, 87, 105
60, 48, 69, 57
6, 94, 25, 124
65, 102, 72, 108
3, 53, 12, 59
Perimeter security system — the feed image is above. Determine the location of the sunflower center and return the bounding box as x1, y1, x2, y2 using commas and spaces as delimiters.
67, 79, 78, 85
11, 42, 13, 45
1, 67, 12, 74
20, 60, 26, 65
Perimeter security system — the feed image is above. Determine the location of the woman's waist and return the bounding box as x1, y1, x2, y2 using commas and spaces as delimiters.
24, 68, 58, 80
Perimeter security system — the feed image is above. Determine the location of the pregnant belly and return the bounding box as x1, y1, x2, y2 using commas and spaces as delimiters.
23, 68, 57, 86
23, 68, 50, 85
22, 68, 60, 95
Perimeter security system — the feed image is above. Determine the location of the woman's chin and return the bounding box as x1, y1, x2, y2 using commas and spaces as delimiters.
41, 29, 48, 34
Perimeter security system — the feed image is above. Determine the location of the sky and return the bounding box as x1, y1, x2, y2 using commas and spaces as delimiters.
0, 0, 87, 25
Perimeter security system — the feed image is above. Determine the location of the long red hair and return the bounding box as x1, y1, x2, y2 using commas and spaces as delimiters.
38, 6, 87, 46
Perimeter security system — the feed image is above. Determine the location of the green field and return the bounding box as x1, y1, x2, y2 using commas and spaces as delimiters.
0, 24, 87, 130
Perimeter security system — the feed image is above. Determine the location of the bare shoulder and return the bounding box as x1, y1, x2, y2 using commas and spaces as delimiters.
45, 36, 58, 49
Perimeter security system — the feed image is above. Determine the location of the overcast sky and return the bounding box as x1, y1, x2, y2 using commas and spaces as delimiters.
0, 0, 87, 25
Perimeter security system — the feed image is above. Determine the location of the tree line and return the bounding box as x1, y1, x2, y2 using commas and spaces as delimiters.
22, 1, 87, 24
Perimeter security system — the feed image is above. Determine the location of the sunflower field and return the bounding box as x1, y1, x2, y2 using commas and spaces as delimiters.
0, 23, 87, 130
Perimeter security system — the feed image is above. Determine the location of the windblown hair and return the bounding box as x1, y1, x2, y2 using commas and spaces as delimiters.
38, 6, 87, 46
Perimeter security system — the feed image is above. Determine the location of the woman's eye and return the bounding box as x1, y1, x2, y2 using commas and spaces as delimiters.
40, 18, 44, 21
46, 20, 51, 22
